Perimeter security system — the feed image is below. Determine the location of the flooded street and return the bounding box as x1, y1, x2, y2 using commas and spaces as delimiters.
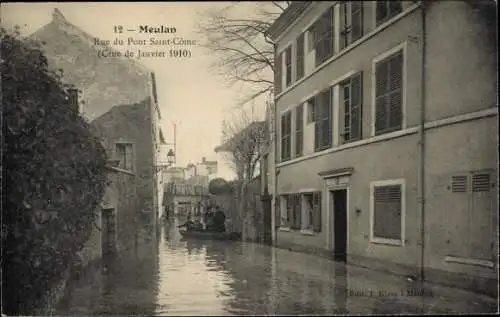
57, 219, 497, 316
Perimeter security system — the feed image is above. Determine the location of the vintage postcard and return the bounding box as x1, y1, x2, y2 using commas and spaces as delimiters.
1, 1, 498, 316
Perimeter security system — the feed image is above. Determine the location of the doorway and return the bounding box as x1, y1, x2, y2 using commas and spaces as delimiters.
330, 189, 348, 262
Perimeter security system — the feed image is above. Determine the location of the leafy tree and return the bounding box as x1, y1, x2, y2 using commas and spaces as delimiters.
1, 28, 108, 315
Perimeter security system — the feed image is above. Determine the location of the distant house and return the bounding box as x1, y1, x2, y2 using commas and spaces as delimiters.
265, 1, 497, 296
30, 9, 166, 258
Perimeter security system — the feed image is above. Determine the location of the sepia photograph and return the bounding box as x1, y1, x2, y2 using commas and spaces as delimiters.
0, 1, 498, 315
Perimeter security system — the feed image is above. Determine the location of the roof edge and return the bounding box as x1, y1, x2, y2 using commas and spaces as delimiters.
265, 2, 311, 40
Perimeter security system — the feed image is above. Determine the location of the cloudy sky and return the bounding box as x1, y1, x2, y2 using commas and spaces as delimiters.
2, 2, 270, 179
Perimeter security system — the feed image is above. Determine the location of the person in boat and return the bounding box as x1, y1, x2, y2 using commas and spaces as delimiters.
177, 212, 194, 230
211, 206, 226, 232
204, 207, 215, 231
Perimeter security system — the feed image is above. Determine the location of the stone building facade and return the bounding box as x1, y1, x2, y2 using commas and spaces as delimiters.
30, 9, 166, 261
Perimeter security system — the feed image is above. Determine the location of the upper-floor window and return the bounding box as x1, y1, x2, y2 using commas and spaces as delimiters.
66, 88, 79, 113
376, 1, 403, 26
339, 1, 364, 51
115, 143, 134, 171
339, 72, 363, 143
374, 49, 403, 135
296, 33, 305, 81
314, 88, 332, 151
295, 104, 304, 157
310, 6, 334, 67
280, 111, 292, 161
284, 45, 293, 88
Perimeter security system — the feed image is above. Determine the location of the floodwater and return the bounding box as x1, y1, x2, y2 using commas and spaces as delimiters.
57, 218, 497, 316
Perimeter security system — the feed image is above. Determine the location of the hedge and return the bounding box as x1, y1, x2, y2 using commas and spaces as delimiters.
1, 28, 108, 315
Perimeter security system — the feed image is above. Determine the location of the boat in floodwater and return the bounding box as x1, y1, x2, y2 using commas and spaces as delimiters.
179, 229, 241, 241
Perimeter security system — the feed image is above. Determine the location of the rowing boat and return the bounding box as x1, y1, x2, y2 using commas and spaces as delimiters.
179, 229, 241, 241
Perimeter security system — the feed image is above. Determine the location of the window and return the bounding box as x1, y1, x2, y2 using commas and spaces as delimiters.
371, 180, 404, 244
314, 88, 332, 151
339, 72, 363, 143
66, 88, 79, 112
311, 6, 334, 66
280, 111, 292, 161
376, 1, 402, 26
374, 49, 403, 135
296, 33, 305, 80
302, 192, 323, 231
285, 45, 292, 88
275, 50, 283, 94
115, 143, 134, 171
295, 104, 304, 157
280, 195, 291, 227
339, 1, 363, 51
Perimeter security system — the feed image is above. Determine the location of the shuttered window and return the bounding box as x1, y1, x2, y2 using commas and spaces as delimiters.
339, 1, 363, 51
67, 88, 79, 113
451, 175, 468, 193
280, 111, 292, 161
296, 33, 305, 80
314, 88, 333, 151
275, 51, 282, 95
451, 173, 492, 193
312, 6, 334, 66
472, 173, 491, 192
375, 50, 403, 135
115, 143, 134, 171
340, 72, 363, 142
312, 191, 322, 232
376, 1, 403, 26
285, 45, 293, 88
295, 104, 304, 157
275, 196, 281, 228
373, 184, 402, 241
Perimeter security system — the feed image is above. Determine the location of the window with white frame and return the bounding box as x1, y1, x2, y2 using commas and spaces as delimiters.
339, 1, 363, 51
371, 180, 404, 244
296, 33, 305, 81
374, 49, 403, 135
295, 104, 304, 157
310, 6, 334, 67
284, 45, 293, 88
314, 87, 333, 151
280, 111, 292, 161
115, 143, 134, 171
339, 72, 363, 143
376, 1, 403, 26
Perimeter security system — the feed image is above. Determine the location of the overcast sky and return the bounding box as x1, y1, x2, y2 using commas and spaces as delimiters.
2, 2, 269, 179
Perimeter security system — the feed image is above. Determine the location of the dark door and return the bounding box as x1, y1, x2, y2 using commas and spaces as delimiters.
261, 193, 272, 245
332, 189, 347, 262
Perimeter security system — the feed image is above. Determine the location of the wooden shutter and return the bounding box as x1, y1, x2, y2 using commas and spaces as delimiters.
472, 173, 491, 192
314, 94, 321, 150
291, 194, 301, 230
373, 185, 402, 240
312, 192, 322, 232
295, 104, 303, 157
375, 60, 389, 133
349, 72, 362, 141
322, 88, 332, 148
351, 1, 363, 42
339, 1, 348, 50
388, 52, 403, 130
275, 51, 282, 95
286, 195, 293, 227
451, 175, 468, 193
285, 46, 292, 87
125, 144, 133, 170
296, 33, 305, 80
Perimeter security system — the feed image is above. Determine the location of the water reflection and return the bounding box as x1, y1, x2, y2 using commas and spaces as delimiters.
58, 222, 497, 316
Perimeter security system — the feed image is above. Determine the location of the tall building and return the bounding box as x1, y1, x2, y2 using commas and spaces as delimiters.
30, 9, 167, 247
265, 1, 497, 296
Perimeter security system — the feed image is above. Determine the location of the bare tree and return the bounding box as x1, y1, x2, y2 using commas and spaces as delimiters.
196, 2, 290, 105
215, 106, 269, 240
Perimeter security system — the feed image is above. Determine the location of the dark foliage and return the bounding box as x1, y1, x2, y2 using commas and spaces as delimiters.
1, 28, 108, 314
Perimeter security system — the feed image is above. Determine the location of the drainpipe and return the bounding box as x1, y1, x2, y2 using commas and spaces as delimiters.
265, 34, 278, 245
418, 1, 427, 282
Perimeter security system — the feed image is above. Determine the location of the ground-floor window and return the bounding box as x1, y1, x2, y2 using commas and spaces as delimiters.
370, 179, 405, 245
279, 192, 322, 232
302, 192, 322, 232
